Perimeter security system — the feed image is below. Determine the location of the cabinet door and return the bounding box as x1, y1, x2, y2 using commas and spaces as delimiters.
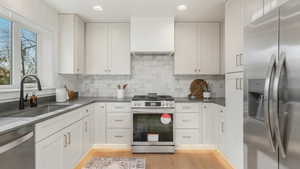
244, 0, 264, 25
82, 117, 90, 155
199, 23, 220, 74
225, 73, 244, 169
94, 103, 106, 144
202, 103, 218, 145
264, 0, 288, 15
225, 0, 244, 73
109, 23, 131, 75
174, 23, 198, 75
35, 132, 64, 169
74, 15, 85, 74
63, 121, 82, 169
86, 23, 109, 74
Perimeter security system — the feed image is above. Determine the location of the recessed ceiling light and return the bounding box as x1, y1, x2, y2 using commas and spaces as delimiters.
93, 5, 103, 11
177, 5, 188, 11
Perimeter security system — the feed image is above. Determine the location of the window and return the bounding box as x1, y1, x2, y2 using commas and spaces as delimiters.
21, 28, 37, 76
0, 16, 39, 87
0, 17, 12, 85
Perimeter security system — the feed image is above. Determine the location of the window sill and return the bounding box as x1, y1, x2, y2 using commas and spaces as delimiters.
0, 87, 56, 103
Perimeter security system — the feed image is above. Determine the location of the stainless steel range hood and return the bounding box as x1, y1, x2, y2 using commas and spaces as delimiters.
130, 17, 175, 56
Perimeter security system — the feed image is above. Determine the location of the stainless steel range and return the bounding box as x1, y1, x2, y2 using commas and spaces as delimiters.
131, 93, 175, 153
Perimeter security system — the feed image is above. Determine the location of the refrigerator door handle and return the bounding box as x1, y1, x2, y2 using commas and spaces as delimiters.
264, 54, 277, 152
273, 53, 287, 158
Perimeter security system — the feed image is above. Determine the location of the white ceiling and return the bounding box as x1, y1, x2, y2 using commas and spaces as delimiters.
43, 0, 225, 22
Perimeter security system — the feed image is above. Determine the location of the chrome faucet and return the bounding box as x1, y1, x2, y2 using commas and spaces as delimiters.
19, 75, 42, 110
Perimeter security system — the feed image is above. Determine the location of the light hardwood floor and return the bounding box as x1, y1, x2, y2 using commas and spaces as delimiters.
75, 149, 233, 169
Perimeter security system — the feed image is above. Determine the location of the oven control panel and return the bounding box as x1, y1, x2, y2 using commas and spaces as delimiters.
131, 101, 175, 108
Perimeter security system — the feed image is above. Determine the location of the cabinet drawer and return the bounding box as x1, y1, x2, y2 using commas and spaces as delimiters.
176, 103, 200, 112
106, 103, 131, 113
35, 109, 82, 142
176, 129, 199, 144
175, 113, 199, 129
107, 129, 131, 144
107, 113, 132, 129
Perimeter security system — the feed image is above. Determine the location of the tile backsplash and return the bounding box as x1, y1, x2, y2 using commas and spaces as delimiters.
63, 55, 225, 98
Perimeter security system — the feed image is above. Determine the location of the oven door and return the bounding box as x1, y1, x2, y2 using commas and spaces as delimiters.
132, 109, 174, 146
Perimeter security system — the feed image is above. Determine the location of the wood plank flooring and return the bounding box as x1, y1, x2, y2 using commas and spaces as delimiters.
75, 149, 233, 169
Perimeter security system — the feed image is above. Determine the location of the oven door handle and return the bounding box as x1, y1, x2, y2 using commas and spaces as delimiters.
133, 111, 174, 114
0, 132, 33, 154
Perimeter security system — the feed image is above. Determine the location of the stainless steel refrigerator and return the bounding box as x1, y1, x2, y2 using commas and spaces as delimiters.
244, 1, 300, 169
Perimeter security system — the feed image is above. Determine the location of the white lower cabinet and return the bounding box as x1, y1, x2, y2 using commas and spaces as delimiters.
63, 121, 82, 169
94, 103, 106, 144
107, 129, 131, 144
35, 131, 64, 169
176, 129, 199, 144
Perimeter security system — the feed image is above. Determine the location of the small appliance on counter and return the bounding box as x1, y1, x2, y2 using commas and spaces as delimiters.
188, 79, 210, 100
131, 93, 175, 154
56, 88, 68, 102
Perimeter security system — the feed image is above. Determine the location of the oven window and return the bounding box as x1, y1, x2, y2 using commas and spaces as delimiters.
133, 114, 173, 142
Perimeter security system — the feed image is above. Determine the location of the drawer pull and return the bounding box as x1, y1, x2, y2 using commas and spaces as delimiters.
114, 120, 124, 122
114, 106, 124, 109
67, 132, 71, 145
64, 134, 68, 148
182, 106, 191, 110
182, 136, 192, 139
182, 119, 191, 122
114, 135, 124, 138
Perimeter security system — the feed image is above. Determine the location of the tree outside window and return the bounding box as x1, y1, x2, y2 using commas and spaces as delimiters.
0, 17, 12, 85
21, 29, 37, 83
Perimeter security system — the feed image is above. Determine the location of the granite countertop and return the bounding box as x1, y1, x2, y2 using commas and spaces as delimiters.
0, 96, 225, 135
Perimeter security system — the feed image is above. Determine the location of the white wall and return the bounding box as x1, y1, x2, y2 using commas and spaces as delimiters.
0, 0, 60, 102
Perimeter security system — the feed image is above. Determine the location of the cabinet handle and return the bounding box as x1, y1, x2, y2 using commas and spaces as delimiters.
182, 119, 191, 122
235, 78, 239, 90
240, 78, 243, 90
239, 53, 243, 66
85, 121, 88, 133
77, 68, 80, 72
114, 106, 124, 109
114, 135, 124, 138
86, 109, 89, 112
221, 122, 225, 133
64, 134, 68, 148
182, 136, 192, 139
182, 106, 191, 110
68, 132, 71, 145
114, 119, 124, 122
198, 69, 201, 72
235, 54, 239, 66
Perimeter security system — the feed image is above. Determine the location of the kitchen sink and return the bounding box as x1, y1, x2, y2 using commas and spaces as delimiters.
0, 105, 70, 118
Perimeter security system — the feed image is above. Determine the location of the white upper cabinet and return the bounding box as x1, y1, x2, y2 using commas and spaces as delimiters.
244, 0, 289, 25
174, 22, 221, 75
85, 23, 131, 75
110, 23, 131, 75
225, 0, 244, 73
174, 23, 198, 75
199, 23, 221, 74
244, 0, 264, 25
59, 14, 85, 74
130, 17, 175, 54
85, 23, 108, 74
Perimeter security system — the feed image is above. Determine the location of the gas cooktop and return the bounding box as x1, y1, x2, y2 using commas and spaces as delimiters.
132, 94, 174, 101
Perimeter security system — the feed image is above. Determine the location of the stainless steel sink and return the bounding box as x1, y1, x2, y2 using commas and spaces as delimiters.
0, 105, 70, 117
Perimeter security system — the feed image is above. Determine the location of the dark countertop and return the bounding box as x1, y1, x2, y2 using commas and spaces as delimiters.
0, 96, 225, 135
174, 97, 225, 107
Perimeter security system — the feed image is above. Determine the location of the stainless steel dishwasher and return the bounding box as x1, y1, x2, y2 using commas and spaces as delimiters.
0, 125, 34, 169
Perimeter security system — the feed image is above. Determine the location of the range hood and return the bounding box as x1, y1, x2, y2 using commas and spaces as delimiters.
130, 17, 175, 55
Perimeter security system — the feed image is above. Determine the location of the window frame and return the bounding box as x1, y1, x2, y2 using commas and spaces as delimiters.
0, 15, 41, 89
0, 14, 14, 89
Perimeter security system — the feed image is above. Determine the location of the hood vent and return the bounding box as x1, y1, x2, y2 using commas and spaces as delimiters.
130, 17, 175, 55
